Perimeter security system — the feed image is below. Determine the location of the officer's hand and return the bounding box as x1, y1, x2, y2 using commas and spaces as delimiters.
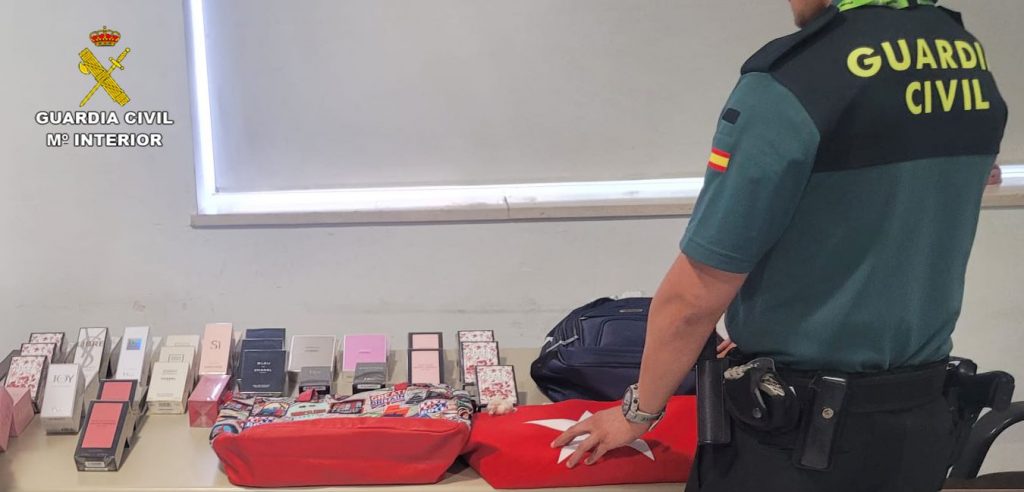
717, 339, 737, 358
550, 407, 650, 468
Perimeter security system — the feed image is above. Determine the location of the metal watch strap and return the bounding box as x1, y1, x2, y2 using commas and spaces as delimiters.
623, 384, 665, 426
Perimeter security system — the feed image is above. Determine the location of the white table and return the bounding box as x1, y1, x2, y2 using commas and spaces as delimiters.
0, 348, 1006, 491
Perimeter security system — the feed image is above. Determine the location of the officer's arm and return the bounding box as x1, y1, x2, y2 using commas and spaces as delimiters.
635, 253, 746, 415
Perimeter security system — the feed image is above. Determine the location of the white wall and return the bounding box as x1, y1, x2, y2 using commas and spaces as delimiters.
1, 0, 1021, 474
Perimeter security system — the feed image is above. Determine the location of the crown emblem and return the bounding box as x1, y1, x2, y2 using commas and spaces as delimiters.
89, 26, 120, 47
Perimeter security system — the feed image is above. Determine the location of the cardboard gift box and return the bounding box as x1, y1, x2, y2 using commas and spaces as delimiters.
5, 355, 49, 413
40, 364, 85, 434
199, 323, 234, 376
75, 400, 132, 471
8, 387, 35, 437
147, 362, 191, 414
114, 326, 151, 383
0, 388, 12, 451
73, 327, 111, 399
187, 374, 231, 427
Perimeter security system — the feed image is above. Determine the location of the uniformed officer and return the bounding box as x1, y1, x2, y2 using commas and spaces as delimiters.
553, 1, 1008, 491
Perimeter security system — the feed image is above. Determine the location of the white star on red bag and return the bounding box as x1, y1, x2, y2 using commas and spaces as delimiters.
526, 411, 655, 464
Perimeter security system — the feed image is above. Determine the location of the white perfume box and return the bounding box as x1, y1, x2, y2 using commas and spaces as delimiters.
164, 335, 200, 349
287, 335, 337, 372
158, 346, 197, 388
73, 327, 110, 390
41, 364, 85, 434
146, 362, 191, 414
114, 327, 151, 384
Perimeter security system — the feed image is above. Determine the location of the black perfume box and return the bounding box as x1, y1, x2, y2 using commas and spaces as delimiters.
297, 366, 333, 396
237, 350, 287, 396
353, 362, 387, 394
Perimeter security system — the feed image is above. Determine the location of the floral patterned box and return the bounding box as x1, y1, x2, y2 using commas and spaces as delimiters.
457, 330, 494, 343
460, 341, 499, 385
20, 342, 58, 364
475, 365, 518, 406
29, 332, 65, 356
4, 356, 49, 409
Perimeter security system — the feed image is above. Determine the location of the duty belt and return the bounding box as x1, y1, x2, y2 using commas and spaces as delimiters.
779, 361, 948, 413
717, 352, 949, 471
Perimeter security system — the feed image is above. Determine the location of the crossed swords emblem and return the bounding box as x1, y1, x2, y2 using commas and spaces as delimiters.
78, 47, 131, 107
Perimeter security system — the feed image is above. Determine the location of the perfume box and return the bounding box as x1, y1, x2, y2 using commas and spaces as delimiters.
342, 334, 389, 372
29, 332, 66, 361
158, 346, 197, 386
240, 338, 284, 351
409, 332, 443, 350
288, 335, 337, 372
0, 388, 11, 451
474, 365, 519, 407
353, 362, 387, 394
408, 349, 444, 385
297, 366, 333, 396
74, 400, 131, 471
97, 379, 139, 410
4, 355, 49, 413
97, 379, 142, 440
457, 330, 495, 343
199, 323, 234, 375
147, 362, 191, 414
163, 334, 200, 349
244, 328, 286, 340
20, 342, 58, 364
237, 350, 287, 396
460, 341, 499, 385
73, 327, 111, 391
187, 374, 231, 428
7, 387, 34, 437
114, 326, 151, 383
41, 364, 85, 434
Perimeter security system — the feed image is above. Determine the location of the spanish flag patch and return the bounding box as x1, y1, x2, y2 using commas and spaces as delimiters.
708, 148, 731, 172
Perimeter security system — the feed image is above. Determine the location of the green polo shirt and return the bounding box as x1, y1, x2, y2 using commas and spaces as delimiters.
681, 3, 1007, 371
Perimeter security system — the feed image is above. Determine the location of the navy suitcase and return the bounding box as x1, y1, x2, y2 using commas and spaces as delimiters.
530, 297, 697, 402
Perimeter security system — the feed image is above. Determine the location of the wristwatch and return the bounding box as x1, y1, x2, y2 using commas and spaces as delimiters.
621, 384, 665, 430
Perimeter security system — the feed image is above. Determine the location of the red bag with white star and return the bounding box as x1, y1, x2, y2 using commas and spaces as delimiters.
462, 396, 698, 489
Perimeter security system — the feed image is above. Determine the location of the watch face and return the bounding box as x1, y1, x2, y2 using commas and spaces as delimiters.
621, 385, 633, 414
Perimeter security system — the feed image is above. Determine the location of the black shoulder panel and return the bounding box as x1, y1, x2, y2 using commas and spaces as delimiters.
938, 7, 964, 27
766, 6, 1006, 173
741, 7, 841, 74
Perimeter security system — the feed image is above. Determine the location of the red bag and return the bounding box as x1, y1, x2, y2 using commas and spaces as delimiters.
213, 416, 469, 487
210, 384, 474, 487
463, 396, 698, 489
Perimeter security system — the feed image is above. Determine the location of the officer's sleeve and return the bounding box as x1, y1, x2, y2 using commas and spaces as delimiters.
680, 72, 820, 274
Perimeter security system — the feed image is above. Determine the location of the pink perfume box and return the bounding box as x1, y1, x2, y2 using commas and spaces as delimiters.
0, 388, 11, 451
187, 374, 231, 428
8, 387, 34, 437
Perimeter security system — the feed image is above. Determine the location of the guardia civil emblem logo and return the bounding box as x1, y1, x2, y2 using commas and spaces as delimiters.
78, 26, 131, 107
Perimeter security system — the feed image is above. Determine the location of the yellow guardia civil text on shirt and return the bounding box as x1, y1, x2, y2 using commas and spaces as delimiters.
847, 38, 992, 115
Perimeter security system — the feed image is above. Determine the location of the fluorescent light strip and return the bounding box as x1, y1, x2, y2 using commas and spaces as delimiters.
202, 178, 704, 215
188, 0, 217, 211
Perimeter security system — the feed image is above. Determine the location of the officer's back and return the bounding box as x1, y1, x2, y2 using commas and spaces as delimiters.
685, 2, 1008, 373
680, 1, 1008, 491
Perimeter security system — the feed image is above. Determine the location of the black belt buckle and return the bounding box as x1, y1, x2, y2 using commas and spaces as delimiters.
796, 375, 848, 471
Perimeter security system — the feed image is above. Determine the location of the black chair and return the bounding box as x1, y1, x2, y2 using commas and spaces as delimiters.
943, 359, 1022, 490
